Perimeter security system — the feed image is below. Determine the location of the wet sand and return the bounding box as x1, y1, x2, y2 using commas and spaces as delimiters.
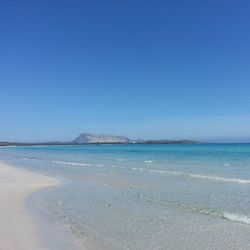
0, 161, 59, 250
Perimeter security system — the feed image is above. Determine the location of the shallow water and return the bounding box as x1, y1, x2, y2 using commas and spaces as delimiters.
1, 144, 250, 249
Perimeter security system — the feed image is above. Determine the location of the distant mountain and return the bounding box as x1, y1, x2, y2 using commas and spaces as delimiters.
72, 133, 132, 144
0, 134, 200, 146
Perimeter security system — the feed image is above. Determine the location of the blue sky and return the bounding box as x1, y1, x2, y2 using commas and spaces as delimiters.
1, 0, 250, 142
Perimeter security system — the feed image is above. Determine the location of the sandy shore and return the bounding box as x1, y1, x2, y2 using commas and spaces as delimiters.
0, 160, 58, 250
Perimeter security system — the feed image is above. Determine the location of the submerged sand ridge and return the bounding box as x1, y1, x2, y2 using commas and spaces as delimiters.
0, 161, 58, 250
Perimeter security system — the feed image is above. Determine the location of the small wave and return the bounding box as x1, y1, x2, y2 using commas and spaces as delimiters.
223, 163, 230, 167
144, 160, 152, 163
139, 194, 250, 225
17, 156, 40, 161
52, 161, 91, 167
188, 173, 250, 184
223, 212, 250, 225
19, 157, 30, 160
130, 167, 250, 184
117, 158, 125, 162
189, 208, 250, 225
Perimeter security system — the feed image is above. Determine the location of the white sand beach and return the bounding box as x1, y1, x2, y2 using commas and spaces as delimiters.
0, 161, 58, 250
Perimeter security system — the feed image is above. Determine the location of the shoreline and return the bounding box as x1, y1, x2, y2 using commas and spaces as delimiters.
0, 160, 82, 250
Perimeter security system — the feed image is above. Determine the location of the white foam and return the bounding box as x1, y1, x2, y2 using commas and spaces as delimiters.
52, 161, 91, 167
187, 173, 250, 184
117, 159, 125, 162
57, 200, 63, 206
20, 157, 38, 161
144, 160, 152, 163
223, 212, 250, 225
130, 167, 250, 184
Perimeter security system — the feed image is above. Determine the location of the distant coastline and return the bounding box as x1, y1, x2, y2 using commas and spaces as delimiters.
0, 140, 199, 147
0, 133, 200, 146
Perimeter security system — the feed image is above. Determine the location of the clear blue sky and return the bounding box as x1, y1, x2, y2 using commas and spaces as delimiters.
1, 0, 250, 142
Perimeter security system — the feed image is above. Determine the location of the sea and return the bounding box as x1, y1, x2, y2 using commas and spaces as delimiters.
1, 143, 250, 249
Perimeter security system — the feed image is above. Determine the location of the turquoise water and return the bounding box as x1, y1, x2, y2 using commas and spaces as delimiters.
1, 144, 250, 249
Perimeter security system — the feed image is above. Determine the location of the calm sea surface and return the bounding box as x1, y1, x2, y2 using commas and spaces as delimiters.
1, 144, 250, 249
